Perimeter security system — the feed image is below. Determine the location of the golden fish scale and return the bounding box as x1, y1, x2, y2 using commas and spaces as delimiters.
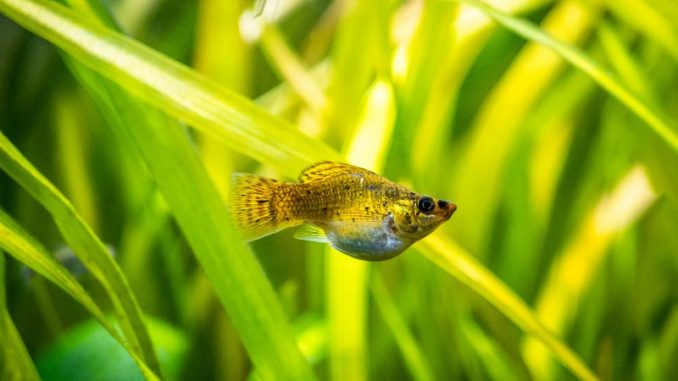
270, 173, 411, 225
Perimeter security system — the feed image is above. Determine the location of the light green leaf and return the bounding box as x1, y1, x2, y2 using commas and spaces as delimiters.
420, 234, 599, 381
0, 131, 161, 375
1, 310, 41, 381
61, 11, 318, 381
104, 91, 318, 381
0, 253, 40, 381
459, 0, 678, 151
0, 0, 337, 178
371, 272, 434, 381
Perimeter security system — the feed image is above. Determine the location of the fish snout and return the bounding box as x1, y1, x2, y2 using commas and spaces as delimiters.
437, 199, 457, 217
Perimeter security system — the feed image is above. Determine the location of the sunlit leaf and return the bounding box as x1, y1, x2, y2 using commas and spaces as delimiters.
460, 0, 678, 151
420, 234, 599, 381
0, 0, 337, 178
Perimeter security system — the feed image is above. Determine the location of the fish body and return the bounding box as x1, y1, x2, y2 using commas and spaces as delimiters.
231, 162, 456, 261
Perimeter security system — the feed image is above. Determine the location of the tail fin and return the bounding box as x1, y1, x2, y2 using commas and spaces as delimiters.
230, 174, 291, 241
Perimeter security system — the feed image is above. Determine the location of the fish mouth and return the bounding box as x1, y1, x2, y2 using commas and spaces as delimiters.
438, 199, 457, 218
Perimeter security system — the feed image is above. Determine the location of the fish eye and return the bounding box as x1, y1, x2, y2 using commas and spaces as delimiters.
417, 196, 435, 213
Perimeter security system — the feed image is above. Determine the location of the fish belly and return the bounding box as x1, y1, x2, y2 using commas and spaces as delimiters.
325, 222, 408, 261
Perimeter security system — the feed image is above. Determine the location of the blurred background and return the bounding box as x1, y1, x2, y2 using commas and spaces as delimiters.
1, 0, 677, 380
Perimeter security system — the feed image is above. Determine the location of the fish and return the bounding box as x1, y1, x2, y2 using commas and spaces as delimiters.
231, 161, 457, 261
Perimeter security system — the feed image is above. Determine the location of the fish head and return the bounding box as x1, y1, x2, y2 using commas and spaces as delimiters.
389, 193, 457, 242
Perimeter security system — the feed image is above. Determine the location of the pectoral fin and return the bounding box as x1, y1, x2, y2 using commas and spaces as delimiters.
293, 225, 330, 243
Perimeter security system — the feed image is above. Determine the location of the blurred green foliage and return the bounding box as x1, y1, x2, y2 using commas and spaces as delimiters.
1, 0, 677, 380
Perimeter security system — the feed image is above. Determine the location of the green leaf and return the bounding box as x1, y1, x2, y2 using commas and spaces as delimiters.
106, 91, 318, 381
420, 234, 599, 381
1, 309, 41, 381
524, 167, 656, 379
36, 318, 186, 381
459, 0, 678, 152
51, 6, 318, 381
0, 0, 338, 178
0, 131, 161, 375
0, 208, 160, 380
371, 272, 434, 381
0, 253, 40, 381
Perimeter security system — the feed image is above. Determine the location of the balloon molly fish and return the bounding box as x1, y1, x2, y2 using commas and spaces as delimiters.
231, 162, 457, 261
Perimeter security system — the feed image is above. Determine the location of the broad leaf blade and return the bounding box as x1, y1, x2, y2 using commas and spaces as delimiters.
0, 0, 337, 177
52, 5, 319, 380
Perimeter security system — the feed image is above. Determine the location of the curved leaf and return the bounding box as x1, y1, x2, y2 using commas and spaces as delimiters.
0, 0, 338, 178
0, 131, 161, 375
460, 0, 678, 152
420, 234, 599, 381
0, 253, 40, 381
0, 208, 159, 380
1, 311, 41, 381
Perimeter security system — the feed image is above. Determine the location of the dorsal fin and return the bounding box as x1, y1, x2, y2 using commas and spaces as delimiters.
299, 161, 378, 183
